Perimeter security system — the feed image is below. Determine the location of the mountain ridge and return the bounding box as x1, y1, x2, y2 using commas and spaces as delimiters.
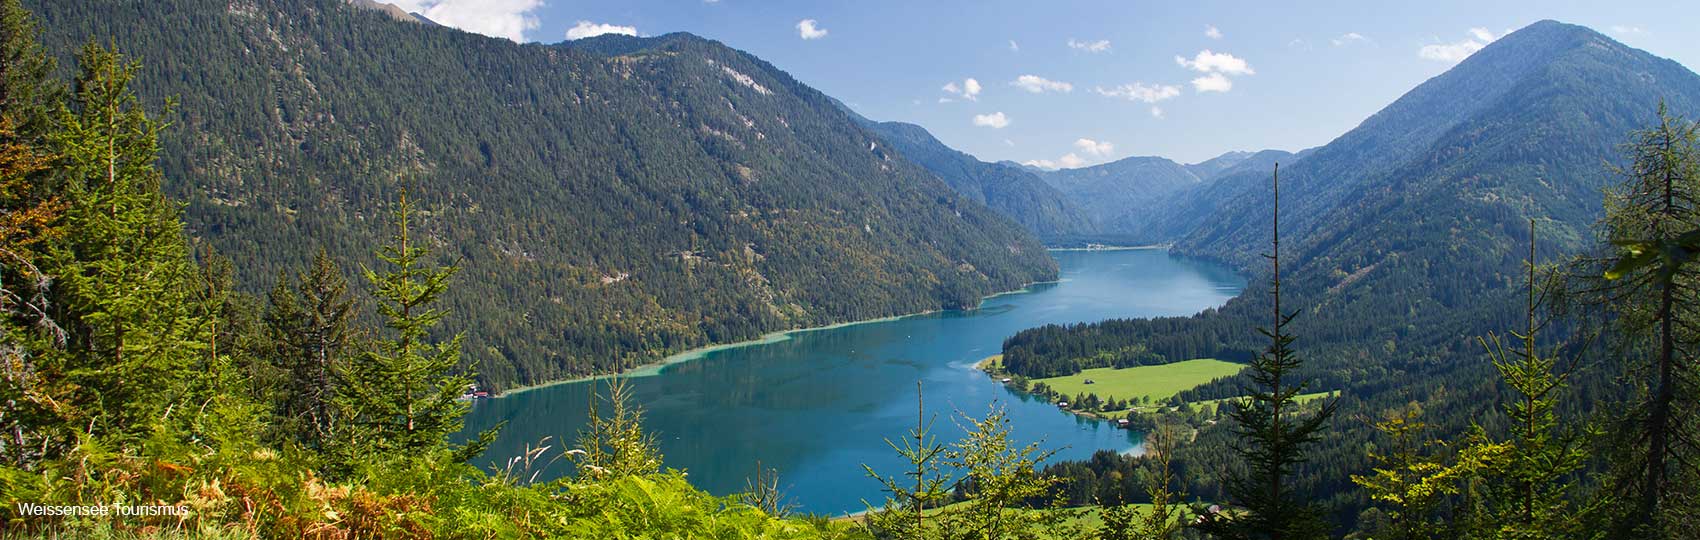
30, 0, 1057, 390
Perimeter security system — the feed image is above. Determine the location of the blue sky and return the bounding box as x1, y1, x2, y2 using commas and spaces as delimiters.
389, 0, 1700, 167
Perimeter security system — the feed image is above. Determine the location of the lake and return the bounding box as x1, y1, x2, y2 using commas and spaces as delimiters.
459, 248, 1244, 515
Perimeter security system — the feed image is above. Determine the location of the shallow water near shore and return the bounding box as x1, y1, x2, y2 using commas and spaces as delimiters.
459, 248, 1243, 515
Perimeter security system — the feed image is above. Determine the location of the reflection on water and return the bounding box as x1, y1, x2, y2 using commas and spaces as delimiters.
460, 248, 1244, 515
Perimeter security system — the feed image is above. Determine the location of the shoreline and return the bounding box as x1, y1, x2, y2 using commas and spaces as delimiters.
493, 278, 1063, 399
1043, 243, 1171, 252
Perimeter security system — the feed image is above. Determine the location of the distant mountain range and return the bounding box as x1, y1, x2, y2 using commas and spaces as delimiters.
851, 117, 1098, 239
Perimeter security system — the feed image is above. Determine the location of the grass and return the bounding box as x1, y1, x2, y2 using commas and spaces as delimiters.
918, 503, 1157, 538
1190, 390, 1338, 415
1031, 359, 1245, 406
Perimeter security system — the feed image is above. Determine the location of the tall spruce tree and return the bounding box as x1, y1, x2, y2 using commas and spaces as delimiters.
1579, 103, 1700, 538
1459, 221, 1593, 539
1195, 163, 1336, 540
265, 248, 357, 454
44, 43, 208, 446
335, 186, 473, 462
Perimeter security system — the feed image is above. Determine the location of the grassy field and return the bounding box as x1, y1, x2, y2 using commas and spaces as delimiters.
1032, 359, 1245, 405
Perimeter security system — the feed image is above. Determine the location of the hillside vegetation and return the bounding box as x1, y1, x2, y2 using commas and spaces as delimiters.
26, 0, 1055, 391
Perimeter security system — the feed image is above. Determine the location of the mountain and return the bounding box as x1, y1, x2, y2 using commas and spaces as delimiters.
852, 119, 1097, 239
1141, 20, 1700, 268
30, 0, 1057, 390
1182, 150, 1253, 181
347, 0, 434, 25
1033, 155, 1204, 236
998, 20, 1700, 524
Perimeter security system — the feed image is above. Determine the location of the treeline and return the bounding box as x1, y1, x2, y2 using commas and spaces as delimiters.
1001, 316, 1257, 378
22, 0, 1057, 392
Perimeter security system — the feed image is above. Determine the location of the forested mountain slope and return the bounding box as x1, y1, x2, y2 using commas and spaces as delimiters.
1000, 20, 1700, 524
29, 0, 1056, 390
1034, 155, 1203, 236
853, 119, 1097, 239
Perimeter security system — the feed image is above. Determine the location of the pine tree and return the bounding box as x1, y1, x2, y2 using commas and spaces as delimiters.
265, 248, 358, 453
43, 43, 208, 446
1576, 103, 1700, 538
1195, 163, 1337, 540
1459, 221, 1594, 538
571, 376, 660, 480
862, 381, 950, 540
335, 186, 472, 462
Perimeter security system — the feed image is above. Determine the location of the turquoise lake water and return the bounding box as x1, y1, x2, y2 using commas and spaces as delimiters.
459, 248, 1243, 515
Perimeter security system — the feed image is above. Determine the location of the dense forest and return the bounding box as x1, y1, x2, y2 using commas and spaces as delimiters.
20, 0, 1057, 392
853, 117, 1099, 240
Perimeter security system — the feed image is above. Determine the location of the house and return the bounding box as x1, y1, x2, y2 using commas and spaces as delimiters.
1000, 378, 1012, 383
1083, 379, 1095, 385
1117, 418, 1130, 428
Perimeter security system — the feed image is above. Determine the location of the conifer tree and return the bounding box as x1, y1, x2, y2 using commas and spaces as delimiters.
335, 186, 472, 461
862, 381, 950, 540
1460, 221, 1593, 539
265, 248, 358, 453
1195, 164, 1336, 540
44, 44, 207, 446
1576, 104, 1700, 538
572, 376, 660, 480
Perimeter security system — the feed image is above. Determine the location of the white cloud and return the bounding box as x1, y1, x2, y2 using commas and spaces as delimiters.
1331, 32, 1368, 46
1191, 72, 1232, 93
1175, 50, 1254, 75
1074, 138, 1114, 157
1205, 25, 1223, 39
389, 0, 542, 42
972, 112, 1010, 129
1419, 27, 1500, 63
1067, 38, 1112, 53
1057, 153, 1086, 168
1022, 159, 1056, 169
1610, 25, 1644, 35
1150, 106, 1164, 119
938, 97, 954, 103
941, 78, 981, 101
1012, 75, 1073, 93
1093, 82, 1180, 103
1288, 38, 1312, 51
1009, 40, 1020, 52
1004, 139, 1016, 147
797, 19, 828, 40
565, 21, 638, 40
